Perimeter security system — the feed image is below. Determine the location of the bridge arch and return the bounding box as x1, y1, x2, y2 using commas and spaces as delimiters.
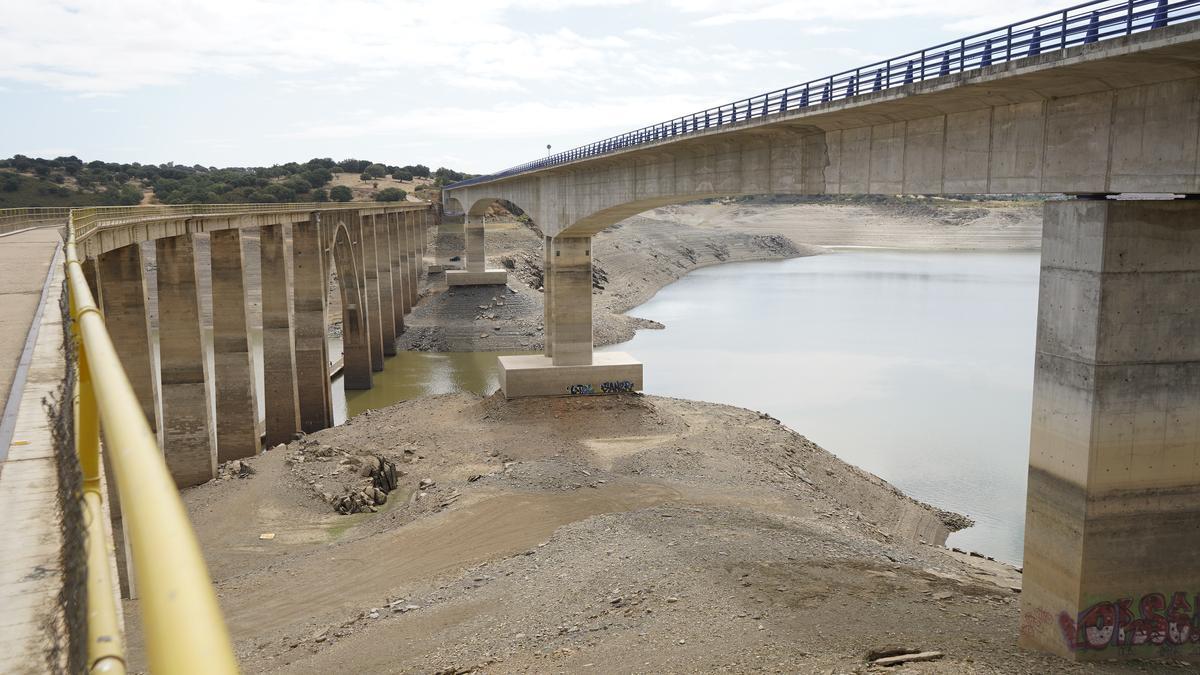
329, 220, 372, 390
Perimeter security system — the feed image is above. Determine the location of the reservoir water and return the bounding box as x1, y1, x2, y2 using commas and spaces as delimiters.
332, 249, 1040, 564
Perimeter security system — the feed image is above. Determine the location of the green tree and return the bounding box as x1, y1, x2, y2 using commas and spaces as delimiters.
375, 187, 406, 202
364, 163, 388, 179
329, 185, 353, 202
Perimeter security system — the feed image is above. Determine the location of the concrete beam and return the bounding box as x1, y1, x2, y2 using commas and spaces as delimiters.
292, 218, 332, 433
155, 234, 215, 487
405, 212, 419, 309
260, 224, 300, 447
209, 229, 259, 461
1020, 199, 1200, 661
397, 212, 413, 316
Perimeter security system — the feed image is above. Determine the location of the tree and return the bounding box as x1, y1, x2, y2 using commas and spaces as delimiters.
364, 163, 388, 179
312, 188, 329, 202
391, 169, 413, 181
375, 187, 406, 202
329, 185, 353, 202
1, 174, 20, 192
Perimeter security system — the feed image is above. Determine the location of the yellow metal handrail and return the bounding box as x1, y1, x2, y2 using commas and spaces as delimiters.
0, 207, 70, 234
65, 213, 239, 674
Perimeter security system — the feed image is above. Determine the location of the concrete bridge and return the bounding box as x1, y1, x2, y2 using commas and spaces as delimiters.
71, 204, 434, 489
443, 5, 1200, 663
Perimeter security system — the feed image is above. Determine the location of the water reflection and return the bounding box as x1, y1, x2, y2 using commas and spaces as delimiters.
332, 351, 534, 424
599, 249, 1040, 564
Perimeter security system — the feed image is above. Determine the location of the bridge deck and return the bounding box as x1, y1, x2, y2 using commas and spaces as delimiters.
0, 228, 71, 672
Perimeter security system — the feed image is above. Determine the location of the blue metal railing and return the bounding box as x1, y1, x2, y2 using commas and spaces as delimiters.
447, 0, 1197, 190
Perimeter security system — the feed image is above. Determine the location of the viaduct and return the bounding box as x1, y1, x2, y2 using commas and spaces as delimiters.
442, 12, 1200, 663
1, 0, 1197, 669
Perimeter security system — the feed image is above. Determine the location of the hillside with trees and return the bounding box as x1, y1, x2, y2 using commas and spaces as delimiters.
0, 155, 475, 208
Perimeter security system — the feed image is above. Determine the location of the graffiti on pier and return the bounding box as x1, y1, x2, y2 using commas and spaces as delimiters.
1059, 592, 1200, 651
567, 381, 635, 395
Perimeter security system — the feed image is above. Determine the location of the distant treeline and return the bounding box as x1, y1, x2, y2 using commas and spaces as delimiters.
0, 155, 475, 208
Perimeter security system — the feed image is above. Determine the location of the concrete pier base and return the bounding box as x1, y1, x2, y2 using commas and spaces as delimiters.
1019, 199, 1200, 662
499, 352, 642, 399
446, 269, 508, 286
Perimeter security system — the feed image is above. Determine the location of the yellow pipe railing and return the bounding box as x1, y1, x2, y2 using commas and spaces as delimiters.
65, 215, 240, 674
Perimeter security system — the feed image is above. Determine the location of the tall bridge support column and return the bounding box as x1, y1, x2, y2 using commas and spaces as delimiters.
209, 229, 260, 461
360, 216, 386, 371
155, 234, 216, 487
387, 212, 407, 336
405, 212, 419, 310
374, 214, 398, 356
292, 218, 333, 433
397, 212, 413, 316
1020, 198, 1200, 661
96, 243, 158, 433
260, 224, 301, 447
499, 234, 642, 398
447, 216, 507, 286
418, 211, 429, 272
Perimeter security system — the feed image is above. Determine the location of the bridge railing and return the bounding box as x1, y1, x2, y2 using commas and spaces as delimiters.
65, 212, 240, 674
0, 207, 70, 235
447, 0, 1199, 190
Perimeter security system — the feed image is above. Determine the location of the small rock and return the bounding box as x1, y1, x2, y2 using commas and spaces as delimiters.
419, 478, 435, 489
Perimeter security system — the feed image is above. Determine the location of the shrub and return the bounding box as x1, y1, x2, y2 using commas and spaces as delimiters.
329, 185, 353, 202
375, 187, 406, 202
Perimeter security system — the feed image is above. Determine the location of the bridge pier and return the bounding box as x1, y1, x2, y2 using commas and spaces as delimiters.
361, 216, 386, 370
447, 216, 507, 286
260, 224, 301, 447
396, 212, 413, 316
387, 211, 407, 336
373, 214, 398, 356
1020, 198, 1200, 661
293, 218, 333, 433
209, 229, 260, 461
96, 243, 158, 434
405, 212, 419, 309
499, 234, 642, 398
155, 234, 216, 487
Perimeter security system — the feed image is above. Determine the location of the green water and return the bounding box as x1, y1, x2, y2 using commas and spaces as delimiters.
334, 350, 535, 422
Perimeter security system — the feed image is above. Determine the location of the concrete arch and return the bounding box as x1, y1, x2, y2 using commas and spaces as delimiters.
444, 196, 465, 215
330, 220, 372, 390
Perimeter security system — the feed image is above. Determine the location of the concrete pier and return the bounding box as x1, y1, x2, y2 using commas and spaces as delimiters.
155, 234, 215, 487
500, 234, 642, 398
404, 212, 419, 309
387, 212, 407, 335
209, 229, 259, 461
373, 215, 398, 356
292, 218, 332, 433
1019, 199, 1200, 661
333, 221, 372, 390
359, 216, 385, 372
96, 243, 158, 432
447, 217, 507, 286
260, 224, 301, 448
397, 212, 413, 315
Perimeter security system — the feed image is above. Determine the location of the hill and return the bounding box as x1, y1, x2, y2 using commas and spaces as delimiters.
0, 155, 474, 208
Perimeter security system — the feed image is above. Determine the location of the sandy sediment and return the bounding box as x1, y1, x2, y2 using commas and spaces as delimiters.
112, 392, 1144, 675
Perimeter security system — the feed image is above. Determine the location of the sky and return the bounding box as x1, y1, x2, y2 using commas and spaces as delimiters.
0, 0, 1052, 174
